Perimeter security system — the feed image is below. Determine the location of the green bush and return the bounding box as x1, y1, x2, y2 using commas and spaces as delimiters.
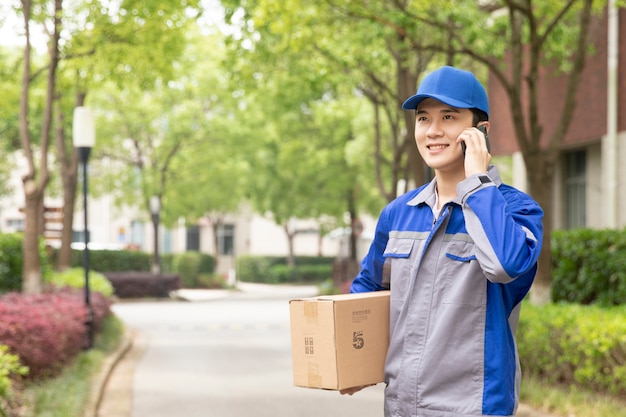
518, 302, 626, 397
71, 249, 151, 272
172, 252, 215, 288
0, 233, 52, 293
267, 264, 332, 283
0, 234, 24, 292
237, 256, 333, 283
0, 344, 28, 416
552, 229, 626, 305
236, 256, 271, 283
45, 267, 114, 297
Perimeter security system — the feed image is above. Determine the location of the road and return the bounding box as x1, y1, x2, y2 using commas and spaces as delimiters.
100, 284, 386, 417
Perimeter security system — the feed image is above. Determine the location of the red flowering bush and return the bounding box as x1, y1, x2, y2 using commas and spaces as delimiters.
0, 288, 111, 379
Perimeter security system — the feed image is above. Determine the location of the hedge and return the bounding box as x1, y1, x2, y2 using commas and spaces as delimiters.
71, 249, 152, 272
0, 289, 111, 379
172, 252, 215, 288
518, 302, 626, 397
45, 267, 114, 297
0, 234, 51, 293
103, 272, 181, 298
552, 228, 626, 305
236, 255, 334, 283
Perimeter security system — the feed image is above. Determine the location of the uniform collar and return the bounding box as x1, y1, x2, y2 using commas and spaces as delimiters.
407, 165, 502, 207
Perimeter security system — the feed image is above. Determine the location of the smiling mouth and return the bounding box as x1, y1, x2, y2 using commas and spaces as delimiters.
427, 144, 448, 150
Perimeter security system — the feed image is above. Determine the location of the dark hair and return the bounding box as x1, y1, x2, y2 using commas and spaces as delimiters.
472, 109, 489, 125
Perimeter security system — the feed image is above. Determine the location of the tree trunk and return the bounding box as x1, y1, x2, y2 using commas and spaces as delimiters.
56, 94, 81, 271
526, 151, 556, 305
211, 217, 222, 272
22, 181, 43, 294
284, 223, 296, 270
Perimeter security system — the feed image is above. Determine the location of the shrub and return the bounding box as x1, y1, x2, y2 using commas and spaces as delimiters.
236, 256, 271, 283
0, 344, 28, 417
237, 256, 334, 283
518, 302, 626, 397
173, 252, 215, 288
45, 267, 114, 297
71, 249, 152, 272
0, 289, 111, 379
0, 234, 52, 293
552, 228, 626, 305
266, 264, 332, 283
103, 272, 181, 298
0, 234, 23, 293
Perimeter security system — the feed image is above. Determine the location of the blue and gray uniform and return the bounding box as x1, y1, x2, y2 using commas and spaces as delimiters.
351, 165, 543, 417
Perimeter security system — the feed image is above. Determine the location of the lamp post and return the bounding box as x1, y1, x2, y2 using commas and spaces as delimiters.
149, 196, 161, 276
73, 106, 95, 349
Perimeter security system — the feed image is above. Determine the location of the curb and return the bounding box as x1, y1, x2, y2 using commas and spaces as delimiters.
84, 328, 134, 417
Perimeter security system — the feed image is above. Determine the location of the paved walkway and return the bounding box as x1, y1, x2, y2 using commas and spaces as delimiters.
88, 283, 562, 417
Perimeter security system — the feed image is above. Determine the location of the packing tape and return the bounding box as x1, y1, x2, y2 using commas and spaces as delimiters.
307, 362, 322, 387
304, 300, 318, 320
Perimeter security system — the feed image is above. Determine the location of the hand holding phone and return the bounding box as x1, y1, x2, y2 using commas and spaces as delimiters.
461, 125, 490, 155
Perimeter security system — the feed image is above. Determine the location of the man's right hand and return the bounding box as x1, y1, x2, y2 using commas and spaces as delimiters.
339, 384, 375, 396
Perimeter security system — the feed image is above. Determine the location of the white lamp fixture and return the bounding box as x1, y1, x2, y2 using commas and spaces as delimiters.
150, 195, 161, 215
72, 107, 95, 148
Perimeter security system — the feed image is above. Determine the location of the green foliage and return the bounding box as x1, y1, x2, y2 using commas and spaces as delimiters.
552, 229, 626, 305
45, 267, 114, 297
237, 255, 333, 283
0, 233, 52, 293
0, 344, 28, 417
173, 252, 215, 288
0, 234, 25, 293
518, 302, 626, 398
317, 278, 341, 295
71, 249, 151, 273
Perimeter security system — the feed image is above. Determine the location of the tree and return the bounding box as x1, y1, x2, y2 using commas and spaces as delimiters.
18, 0, 62, 294
223, 0, 607, 303
397, 0, 602, 304
53, 0, 203, 270
87, 27, 248, 268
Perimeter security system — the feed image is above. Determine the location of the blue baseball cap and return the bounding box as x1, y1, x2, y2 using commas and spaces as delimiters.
402, 66, 489, 118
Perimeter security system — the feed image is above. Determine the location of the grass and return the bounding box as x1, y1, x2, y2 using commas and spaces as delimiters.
521, 376, 626, 417
22, 315, 124, 417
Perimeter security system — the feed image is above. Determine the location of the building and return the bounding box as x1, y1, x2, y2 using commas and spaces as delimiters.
487, 5, 626, 230
0, 153, 375, 276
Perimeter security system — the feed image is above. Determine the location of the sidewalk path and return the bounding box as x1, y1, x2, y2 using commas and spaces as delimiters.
90, 283, 562, 417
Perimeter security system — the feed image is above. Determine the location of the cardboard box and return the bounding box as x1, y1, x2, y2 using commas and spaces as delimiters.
289, 291, 390, 390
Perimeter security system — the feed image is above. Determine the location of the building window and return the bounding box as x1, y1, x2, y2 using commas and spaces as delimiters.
130, 220, 144, 248
6, 218, 25, 232
218, 224, 235, 256
565, 150, 586, 229
187, 225, 200, 251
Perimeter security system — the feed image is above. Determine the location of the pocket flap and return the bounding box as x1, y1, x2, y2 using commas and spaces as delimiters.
383, 238, 415, 258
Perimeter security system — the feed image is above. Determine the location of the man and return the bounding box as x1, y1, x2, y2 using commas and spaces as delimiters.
343, 66, 544, 417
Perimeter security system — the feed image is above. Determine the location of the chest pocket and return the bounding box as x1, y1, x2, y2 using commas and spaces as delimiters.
382, 238, 416, 291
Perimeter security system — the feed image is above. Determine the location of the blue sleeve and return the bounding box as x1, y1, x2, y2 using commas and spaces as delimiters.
460, 175, 544, 283
349, 206, 390, 293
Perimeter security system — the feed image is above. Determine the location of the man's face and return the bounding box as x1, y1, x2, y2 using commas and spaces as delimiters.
414, 98, 474, 173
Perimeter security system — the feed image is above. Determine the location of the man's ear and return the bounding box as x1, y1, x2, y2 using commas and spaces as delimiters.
476, 121, 490, 133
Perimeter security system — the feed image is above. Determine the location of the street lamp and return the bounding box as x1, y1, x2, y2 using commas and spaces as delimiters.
149, 195, 161, 276
73, 106, 95, 349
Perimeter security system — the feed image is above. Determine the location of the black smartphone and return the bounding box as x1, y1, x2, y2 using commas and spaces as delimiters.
462, 125, 491, 155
